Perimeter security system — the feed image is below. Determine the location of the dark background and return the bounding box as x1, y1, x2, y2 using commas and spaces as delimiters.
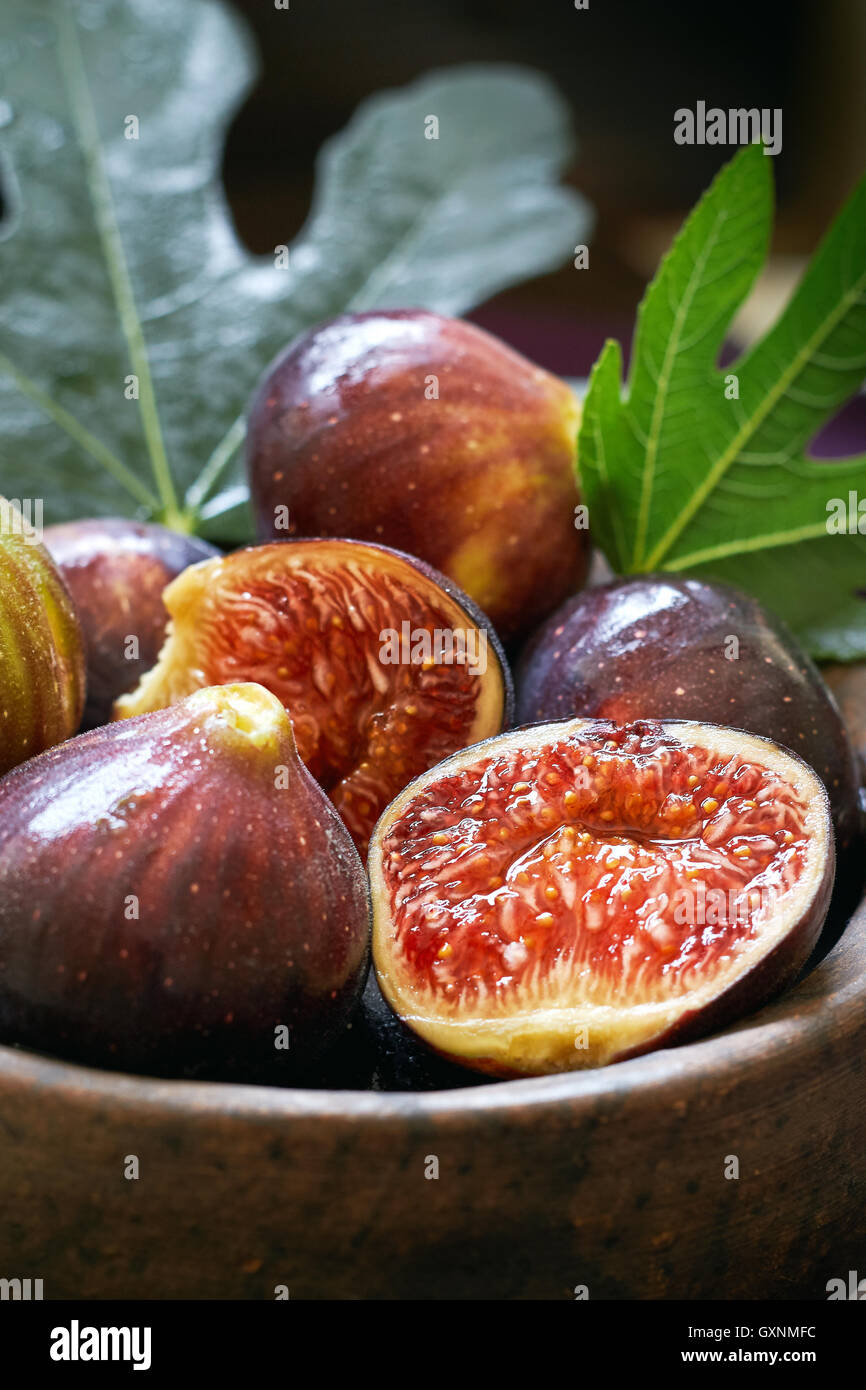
222, 0, 866, 377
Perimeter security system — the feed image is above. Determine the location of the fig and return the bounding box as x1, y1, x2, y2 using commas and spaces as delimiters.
517, 577, 862, 871
115, 539, 512, 855
0, 683, 370, 1080
43, 518, 219, 729
370, 718, 834, 1077
245, 310, 588, 644
0, 496, 85, 774
822, 662, 866, 782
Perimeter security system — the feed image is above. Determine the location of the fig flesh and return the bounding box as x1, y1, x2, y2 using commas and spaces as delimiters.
246, 310, 588, 644
0, 496, 85, 773
0, 683, 370, 1080
370, 718, 833, 1077
115, 539, 512, 855
517, 577, 862, 871
44, 518, 219, 729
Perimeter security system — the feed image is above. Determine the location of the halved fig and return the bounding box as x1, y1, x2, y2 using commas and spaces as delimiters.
370, 718, 834, 1076
115, 539, 512, 855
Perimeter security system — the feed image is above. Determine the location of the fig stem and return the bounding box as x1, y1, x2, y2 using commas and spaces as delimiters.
55, 2, 182, 529
186, 414, 247, 512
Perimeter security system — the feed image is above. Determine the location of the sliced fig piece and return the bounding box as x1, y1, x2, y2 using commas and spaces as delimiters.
44, 518, 219, 729
115, 539, 512, 855
0, 496, 85, 773
0, 683, 370, 1081
370, 719, 834, 1077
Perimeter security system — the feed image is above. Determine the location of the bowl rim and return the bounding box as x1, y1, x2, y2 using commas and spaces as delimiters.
1, 898, 863, 1128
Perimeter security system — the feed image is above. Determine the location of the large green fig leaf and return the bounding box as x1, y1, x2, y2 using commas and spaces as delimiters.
0, 0, 592, 539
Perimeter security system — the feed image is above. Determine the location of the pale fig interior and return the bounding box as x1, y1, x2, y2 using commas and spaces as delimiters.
114, 541, 506, 852
370, 720, 833, 1074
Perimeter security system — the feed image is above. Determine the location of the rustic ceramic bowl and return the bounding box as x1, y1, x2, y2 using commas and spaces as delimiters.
1, 895, 864, 1300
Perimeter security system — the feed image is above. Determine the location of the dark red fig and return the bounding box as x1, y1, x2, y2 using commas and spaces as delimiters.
0, 683, 370, 1081
822, 662, 866, 784
245, 310, 588, 644
370, 718, 833, 1077
115, 539, 512, 856
43, 518, 219, 729
517, 577, 862, 872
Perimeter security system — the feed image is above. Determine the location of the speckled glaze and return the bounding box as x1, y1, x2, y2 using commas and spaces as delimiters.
44, 518, 219, 730
0, 893, 863, 1299
0, 685, 370, 1080
517, 577, 863, 869
246, 310, 588, 644
0, 499, 85, 773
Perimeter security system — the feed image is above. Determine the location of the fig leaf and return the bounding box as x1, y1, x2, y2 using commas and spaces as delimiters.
0, 0, 591, 541
578, 141, 866, 661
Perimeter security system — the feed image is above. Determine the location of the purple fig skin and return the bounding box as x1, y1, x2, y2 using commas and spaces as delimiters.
517, 577, 863, 872
245, 309, 588, 645
0, 684, 370, 1082
43, 518, 219, 730
822, 661, 866, 783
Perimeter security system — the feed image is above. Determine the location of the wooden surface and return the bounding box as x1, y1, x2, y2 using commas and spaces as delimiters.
0, 896, 864, 1300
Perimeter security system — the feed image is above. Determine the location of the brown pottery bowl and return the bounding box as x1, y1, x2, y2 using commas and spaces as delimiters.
0, 896, 864, 1300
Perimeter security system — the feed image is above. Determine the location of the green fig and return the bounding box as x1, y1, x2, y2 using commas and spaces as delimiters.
0, 496, 85, 773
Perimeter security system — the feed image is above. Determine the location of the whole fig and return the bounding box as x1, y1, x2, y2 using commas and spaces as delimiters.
246, 310, 588, 644
0, 496, 85, 773
0, 682, 370, 1080
517, 576, 862, 872
43, 518, 218, 729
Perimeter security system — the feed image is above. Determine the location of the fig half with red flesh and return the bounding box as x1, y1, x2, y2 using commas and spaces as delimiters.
115, 539, 511, 855
370, 719, 834, 1077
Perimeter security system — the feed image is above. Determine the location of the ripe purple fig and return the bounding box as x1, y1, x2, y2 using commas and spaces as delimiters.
517, 577, 862, 872
0, 683, 370, 1080
0, 496, 85, 773
245, 310, 588, 644
43, 518, 218, 729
